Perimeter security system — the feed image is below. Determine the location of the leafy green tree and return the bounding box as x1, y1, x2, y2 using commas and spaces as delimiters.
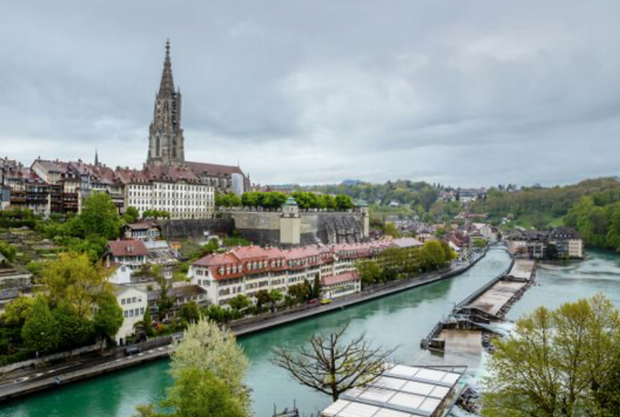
123, 206, 140, 224
419, 241, 447, 271
482, 294, 620, 417
135, 368, 247, 417
0, 241, 16, 263
53, 302, 94, 350
179, 301, 200, 325
22, 296, 60, 354
312, 275, 322, 299
383, 222, 400, 237
140, 309, 154, 337
356, 259, 384, 287
42, 252, 112, 317
203, 305, 229, 323
335, 194, 354, 211
79, 193, 123, 239
0, 297, 35, 355
440, 240, 457, 261
254, 290, 271, 309
93, 294, 123, 350
268, 289, 283, 306
228, 294, 251, 312
170, 319, 250, 411
288, 282, 311, 302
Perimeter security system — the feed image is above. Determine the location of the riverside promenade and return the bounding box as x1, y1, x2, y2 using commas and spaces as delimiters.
0, 251, 487, 402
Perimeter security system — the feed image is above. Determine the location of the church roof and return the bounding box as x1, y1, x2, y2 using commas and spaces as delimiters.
185, 161, 244, 176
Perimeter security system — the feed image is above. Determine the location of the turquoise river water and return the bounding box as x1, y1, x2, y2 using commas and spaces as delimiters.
2, 247, 620, 417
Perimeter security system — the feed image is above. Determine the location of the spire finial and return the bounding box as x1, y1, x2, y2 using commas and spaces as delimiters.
159, 39, 175, 95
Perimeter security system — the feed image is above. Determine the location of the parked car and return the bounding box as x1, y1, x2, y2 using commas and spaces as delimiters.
307, 298, 319, 305
125, 346, 141, 356
320, 299, 332, 305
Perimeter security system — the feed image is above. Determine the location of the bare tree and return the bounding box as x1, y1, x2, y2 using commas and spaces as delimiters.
271, 324, 398, 401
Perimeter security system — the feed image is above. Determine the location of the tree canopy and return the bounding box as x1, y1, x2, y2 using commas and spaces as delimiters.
482, 294, 620, 417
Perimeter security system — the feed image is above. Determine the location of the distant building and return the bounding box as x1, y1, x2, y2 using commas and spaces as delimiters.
122, 222, 161, 241
506, 228, 583, 259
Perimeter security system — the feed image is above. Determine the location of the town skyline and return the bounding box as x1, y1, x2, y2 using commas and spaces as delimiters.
1, 1, 620, 188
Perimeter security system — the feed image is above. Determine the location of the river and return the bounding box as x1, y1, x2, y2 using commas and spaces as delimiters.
2, 247, 620, 417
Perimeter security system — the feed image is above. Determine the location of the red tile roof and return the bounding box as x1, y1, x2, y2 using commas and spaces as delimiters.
108, 240, 148, 257
321, 271, 360, 286
185, 161, 244, 176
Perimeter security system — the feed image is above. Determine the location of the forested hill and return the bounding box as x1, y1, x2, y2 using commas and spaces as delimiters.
565, 185, 620, 252
471, 177, 620, 250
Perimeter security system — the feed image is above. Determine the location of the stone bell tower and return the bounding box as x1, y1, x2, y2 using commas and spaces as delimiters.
147, 40, 185, 166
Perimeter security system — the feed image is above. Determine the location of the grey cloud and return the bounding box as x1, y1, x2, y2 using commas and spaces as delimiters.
0, 0, 619, 187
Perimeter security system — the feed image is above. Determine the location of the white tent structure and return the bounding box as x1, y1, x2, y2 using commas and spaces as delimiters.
320, 364, 466, 417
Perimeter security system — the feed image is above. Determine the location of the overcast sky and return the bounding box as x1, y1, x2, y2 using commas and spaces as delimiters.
1, 1, 619, 187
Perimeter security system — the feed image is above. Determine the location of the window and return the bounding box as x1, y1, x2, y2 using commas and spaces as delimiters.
121, 298, 126, 305
124, 311, 129, 318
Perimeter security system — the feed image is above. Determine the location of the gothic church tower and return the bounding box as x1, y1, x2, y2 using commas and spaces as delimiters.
147, 40, 185, 166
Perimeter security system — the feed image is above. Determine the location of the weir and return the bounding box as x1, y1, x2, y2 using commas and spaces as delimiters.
421, 258, 536, 354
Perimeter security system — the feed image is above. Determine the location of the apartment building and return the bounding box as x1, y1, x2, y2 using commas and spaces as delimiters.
189, 239, 417, 306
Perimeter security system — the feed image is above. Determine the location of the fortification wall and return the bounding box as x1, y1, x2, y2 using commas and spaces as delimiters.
156, 218, 235, 241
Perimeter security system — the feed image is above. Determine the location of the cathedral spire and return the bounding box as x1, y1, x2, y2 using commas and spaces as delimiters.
148, 40, 185, 166
159, 39, 175, 96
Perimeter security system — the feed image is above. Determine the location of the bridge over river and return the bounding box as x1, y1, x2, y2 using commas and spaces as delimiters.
3, 248, 620, 417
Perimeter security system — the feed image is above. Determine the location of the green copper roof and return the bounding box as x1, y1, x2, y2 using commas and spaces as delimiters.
283, 196, 298, 206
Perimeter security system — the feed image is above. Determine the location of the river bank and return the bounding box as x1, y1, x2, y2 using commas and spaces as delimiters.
0, 250, 487, 403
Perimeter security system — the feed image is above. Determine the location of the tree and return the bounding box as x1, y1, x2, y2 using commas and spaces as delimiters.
53, 302, 94, 350
288, 283, 310, 303
170, 319, 250, 411
356, 259, 384, 288
0, 241, 16, 263
419, 241, 447, 271
123, 206, 140, 224
272, 324, 398, 401
482, 294, 620, 417
268, 289, 283, 306
383, 222, 400, 237
335, 194, 354, 211
138, 309, 154, 338
79, 193, 123, 239
135, 368, 247, 417
21, 296, 60, 355
228, 294, 251, 312
93, 293, 123, 350
312, 274, 322, 299
254, 290, 271, 309
178, 301, 200, 325
42, 252, 112, 317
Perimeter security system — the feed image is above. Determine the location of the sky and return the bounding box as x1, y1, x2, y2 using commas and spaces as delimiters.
1, 1, 619, 188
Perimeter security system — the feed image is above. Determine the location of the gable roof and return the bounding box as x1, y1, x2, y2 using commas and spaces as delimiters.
108, 240, 148, 257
